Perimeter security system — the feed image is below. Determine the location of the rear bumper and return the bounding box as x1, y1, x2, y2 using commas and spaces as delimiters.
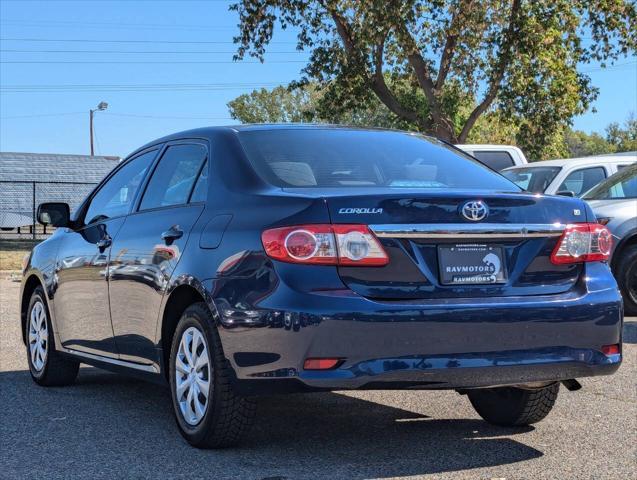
208, 263, 623, 394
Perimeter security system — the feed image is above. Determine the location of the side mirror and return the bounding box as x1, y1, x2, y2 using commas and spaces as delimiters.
37, 202, 71, 227
556, 190, 575, 197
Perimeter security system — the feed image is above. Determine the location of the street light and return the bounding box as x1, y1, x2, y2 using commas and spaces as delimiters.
89, 101, 108, 156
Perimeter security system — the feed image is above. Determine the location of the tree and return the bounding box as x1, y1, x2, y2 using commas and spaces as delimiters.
564, 129, 616, 158
606, 114, 637, 152
227, 86, 315, 123
228, 82, 566, 159
231, 0, 636, 145
228, 80, 429, 129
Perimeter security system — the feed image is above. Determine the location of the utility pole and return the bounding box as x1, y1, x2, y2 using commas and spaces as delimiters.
89, 101, 108, 156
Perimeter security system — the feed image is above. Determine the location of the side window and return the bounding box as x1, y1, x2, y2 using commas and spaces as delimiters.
139, 144, 207, 211
472, 151, 515, 171
189, 160, 208, 203
558, 167, 606, 196
84, 150, 156, 225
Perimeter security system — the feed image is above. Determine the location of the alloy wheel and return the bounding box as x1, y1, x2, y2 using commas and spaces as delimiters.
175, 326, 211, 426
28, 300, 48, 371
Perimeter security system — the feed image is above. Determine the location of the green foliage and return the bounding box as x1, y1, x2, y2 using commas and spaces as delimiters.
228, 84, 634, 161
565, 129, 616, 158
230, 0, 636, 145
605, 114, 637, 152
227, 86, 315, 123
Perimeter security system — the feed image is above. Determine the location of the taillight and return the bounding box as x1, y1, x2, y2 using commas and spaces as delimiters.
261, 224, 389, 266
601, 344, 620, 356
550, 223, 612, 265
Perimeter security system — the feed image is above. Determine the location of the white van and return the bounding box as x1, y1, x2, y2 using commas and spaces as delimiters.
501, 153, 636, 196
456, 144, 528, 171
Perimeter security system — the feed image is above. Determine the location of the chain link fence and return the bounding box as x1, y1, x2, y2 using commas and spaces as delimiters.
0, 181, 97, 239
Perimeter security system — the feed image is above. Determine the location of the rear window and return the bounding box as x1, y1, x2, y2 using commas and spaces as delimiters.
472, 151, 515, 170
502, 166, 561, 193
238, 129, 519, 191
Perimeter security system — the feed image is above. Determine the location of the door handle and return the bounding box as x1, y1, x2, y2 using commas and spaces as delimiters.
97, 236, 112, 251
161, 226, 184, 244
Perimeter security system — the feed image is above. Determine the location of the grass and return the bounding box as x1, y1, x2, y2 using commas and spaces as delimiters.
0, 240, 38, 271
0, 249, 29, 271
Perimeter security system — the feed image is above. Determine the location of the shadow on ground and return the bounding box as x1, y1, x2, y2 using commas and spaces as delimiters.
623, 320, 637, 344
0, 367, 541, 479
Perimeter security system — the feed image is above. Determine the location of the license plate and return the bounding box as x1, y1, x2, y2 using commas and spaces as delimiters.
438, 244, 507, 285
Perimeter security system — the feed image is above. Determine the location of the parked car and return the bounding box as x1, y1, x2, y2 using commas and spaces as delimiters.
22, 126, 622, 449
455, 144, 528, 171
582, 163, 637, 315
501, 154, 636, 196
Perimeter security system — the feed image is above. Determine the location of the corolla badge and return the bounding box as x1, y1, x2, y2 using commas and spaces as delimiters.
338, 207, 383, 214
460, 200, 489, 221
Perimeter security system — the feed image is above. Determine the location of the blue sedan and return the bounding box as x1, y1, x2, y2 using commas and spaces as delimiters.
22, 125, 622, 448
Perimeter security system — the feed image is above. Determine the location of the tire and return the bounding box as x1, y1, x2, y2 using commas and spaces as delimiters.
467, 383, 559, 427
615, 244, 637, 316
169, 302, 256, 448
26, 286, 79, 386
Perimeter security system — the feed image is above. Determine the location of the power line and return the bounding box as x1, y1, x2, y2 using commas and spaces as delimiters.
0, 49, 305, 54
0, 60, 304, 64
0, 19, 237, 30
103, 112, 233, 120
0, 82, 287, 93
0, 111, 234, 121
0, 1, 234, 2
2, 59, 633, 69
0, 37, 297, 45
1, 82, 283, 88
0, 111, 85, 119
580, 60, 636, 73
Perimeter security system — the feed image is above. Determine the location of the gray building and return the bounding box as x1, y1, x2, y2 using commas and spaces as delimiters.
0, 152, 119, 231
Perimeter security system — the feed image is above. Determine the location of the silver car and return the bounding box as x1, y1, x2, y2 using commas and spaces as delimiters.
583, 163, 637, 315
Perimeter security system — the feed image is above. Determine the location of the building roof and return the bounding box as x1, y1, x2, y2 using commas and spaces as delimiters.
0, 152, 119, 183
0, 152, 120, 228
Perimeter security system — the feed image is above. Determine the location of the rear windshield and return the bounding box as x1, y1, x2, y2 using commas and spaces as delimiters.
472, 150, 515, 170
502, 166, 561, 193
237, 129, 519, 191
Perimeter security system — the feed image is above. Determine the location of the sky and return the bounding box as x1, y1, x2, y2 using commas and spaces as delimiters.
0, 0, 636, 158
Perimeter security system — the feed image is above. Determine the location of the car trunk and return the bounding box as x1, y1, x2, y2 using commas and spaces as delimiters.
325, 190, 587, 300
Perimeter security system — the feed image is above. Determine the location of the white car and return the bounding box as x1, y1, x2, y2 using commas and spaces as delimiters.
456, 144, 528, 171
502, 153, 636, 196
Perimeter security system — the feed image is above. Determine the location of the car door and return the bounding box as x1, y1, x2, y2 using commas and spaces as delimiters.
108, 141, 209, 365
54, 149, 158, 357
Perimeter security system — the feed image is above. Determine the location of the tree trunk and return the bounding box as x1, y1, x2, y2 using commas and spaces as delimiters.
434, 123, 458, 143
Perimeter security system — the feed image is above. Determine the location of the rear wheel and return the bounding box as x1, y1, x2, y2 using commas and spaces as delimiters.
26, 286, 79, 386
467, 383, 559, 427
169, 302, 256, 448
616, 244, 637, 316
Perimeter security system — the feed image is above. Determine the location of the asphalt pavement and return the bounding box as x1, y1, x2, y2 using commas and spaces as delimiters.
1, 276, 635, 479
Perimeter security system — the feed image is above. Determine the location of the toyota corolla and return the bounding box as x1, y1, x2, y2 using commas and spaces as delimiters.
21, 125, 622, 448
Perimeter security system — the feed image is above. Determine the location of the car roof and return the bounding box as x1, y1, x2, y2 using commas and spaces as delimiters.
456, 144, 521, 150
503, 154, 636, 170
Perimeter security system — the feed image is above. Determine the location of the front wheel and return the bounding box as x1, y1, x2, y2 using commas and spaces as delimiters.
26, 286, 79, 386
169, 302, 256, 448
467, 383, 559, 427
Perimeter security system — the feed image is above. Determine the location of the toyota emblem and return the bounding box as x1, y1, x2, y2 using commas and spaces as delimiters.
460, 200, 489, 221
